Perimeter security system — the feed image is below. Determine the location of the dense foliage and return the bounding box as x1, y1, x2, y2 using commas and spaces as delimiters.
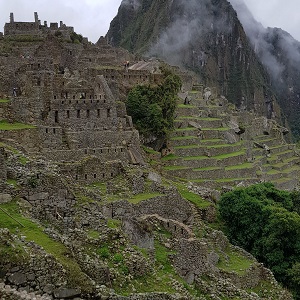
126, 69, 181, 139
219, 183, 300, 298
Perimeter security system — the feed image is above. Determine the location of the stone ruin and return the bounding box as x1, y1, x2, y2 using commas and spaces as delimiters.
0, 13, 160, 188
4, 12, 74, 40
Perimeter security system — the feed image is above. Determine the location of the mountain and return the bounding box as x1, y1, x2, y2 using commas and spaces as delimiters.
107, 0, 300, 140
107, 0, 282, 124
230, 0, 300, 140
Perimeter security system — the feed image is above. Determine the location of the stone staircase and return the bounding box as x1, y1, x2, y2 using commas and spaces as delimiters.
162, 89, 300, 190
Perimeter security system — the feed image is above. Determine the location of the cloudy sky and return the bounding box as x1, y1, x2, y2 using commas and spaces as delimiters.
0, 0, 299, 43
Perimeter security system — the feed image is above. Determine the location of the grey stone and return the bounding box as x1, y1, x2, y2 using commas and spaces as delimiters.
0, 193, 12, 203
148, 172, 161, 184
8, 272, 27, 286
43, 284, 56, 294
53, 287, 81, 299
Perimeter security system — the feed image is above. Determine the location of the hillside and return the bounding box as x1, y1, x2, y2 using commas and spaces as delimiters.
0, 11, 298, 300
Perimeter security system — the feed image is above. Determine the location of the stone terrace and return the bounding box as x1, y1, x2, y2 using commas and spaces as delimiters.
162, 87, 300, 190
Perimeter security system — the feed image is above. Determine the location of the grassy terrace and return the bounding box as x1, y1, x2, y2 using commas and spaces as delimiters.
225, 162, 254, 170
128, 192, 163, 204
193, 166, 222, 171
217, 246, 253, 275
0, 120, 36, 130
174, 141, 243, 150
0, 99, 9, 103
177, 104, 196, 108
201, 127, 229, 131
163, 166, 191, 171
0, 201, 92, 292
183, 149, 246, 161
170, 136, 197, 140
176, 116, 222, 121
174, 182, 211, 209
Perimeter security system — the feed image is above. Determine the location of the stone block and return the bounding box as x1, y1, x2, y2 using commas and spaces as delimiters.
53, 287, 81, 299
8, 272, 27, 286
0, 194, 12, 203
28, 192, 49, 201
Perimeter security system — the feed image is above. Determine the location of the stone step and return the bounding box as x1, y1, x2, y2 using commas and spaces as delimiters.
166, 151, 248, 169
174, 142, 244, 157
253, 136, 282, 148
176, 105, 199, 116
269, 144, 294, 155
175, 117, 223, 128
190, 178, 260, 190
267, 150, 297, 163
170, 136, 202, 147
273, 177, 299, 191
170, 137, 224, 147
164, 164, 258, 180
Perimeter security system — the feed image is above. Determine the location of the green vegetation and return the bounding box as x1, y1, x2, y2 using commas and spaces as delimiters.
128, 192, 163, 204
219, 183, 300, 299
0, 201, 92, 292
70, 32, 84, 44
126, 68, 181, 140
174, 182, 211, 209
107, 219, 121, 229
217, 246, 253, 275
0, 99, 9, 103
0, 120, 36, 130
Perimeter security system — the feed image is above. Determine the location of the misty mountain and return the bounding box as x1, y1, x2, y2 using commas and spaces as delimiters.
230, 0, 300, 139
106, 0, 300, 140
107, 0, 282, 128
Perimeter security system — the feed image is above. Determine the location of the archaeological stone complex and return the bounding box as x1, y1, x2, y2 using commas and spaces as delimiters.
0, 12, 298, 300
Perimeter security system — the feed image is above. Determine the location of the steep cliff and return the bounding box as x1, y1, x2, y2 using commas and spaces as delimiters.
230, 0, 300, 140
107, 0, 279, 122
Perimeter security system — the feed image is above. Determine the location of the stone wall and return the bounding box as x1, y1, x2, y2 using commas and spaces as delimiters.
0, 147, 7, 182
60, 158, 124, 184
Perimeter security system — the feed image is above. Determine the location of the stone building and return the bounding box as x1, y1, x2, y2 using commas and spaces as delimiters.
4, 12, 74, 40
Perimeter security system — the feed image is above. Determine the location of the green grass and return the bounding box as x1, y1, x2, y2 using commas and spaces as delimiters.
107, 219, 121, 228
0, 142, 19, 154
178, 104, 196, 108
163, 166, 190, 171
142, 145, 160, 155
0, 201, 92, 292
18, 156, 29, 165
87, 230, 100, 239
0, 120, 36, 130
183, 155, 208, 161
193, 166, 222, 171
74, 193, 95, 206
225, 163, 253, 170
214, 150, 246, 159
0, 99, 9, 103
128, 192, 163, 204
6, 179, 18, 188
217, 246, 253, 275
201, 127, 230, 131
170, 136, 196, 140
175, 127, 197, 132
174, 182, 211, 209
161, 153, 179, 161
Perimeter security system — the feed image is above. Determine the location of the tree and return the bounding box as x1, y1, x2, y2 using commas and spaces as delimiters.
126, 68, 181, 142
219, 183, 300, 298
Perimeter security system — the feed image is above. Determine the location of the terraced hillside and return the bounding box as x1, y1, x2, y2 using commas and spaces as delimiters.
162, 87, 300, 190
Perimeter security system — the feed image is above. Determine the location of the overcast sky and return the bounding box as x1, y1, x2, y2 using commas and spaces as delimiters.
0, 0, 299, 43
